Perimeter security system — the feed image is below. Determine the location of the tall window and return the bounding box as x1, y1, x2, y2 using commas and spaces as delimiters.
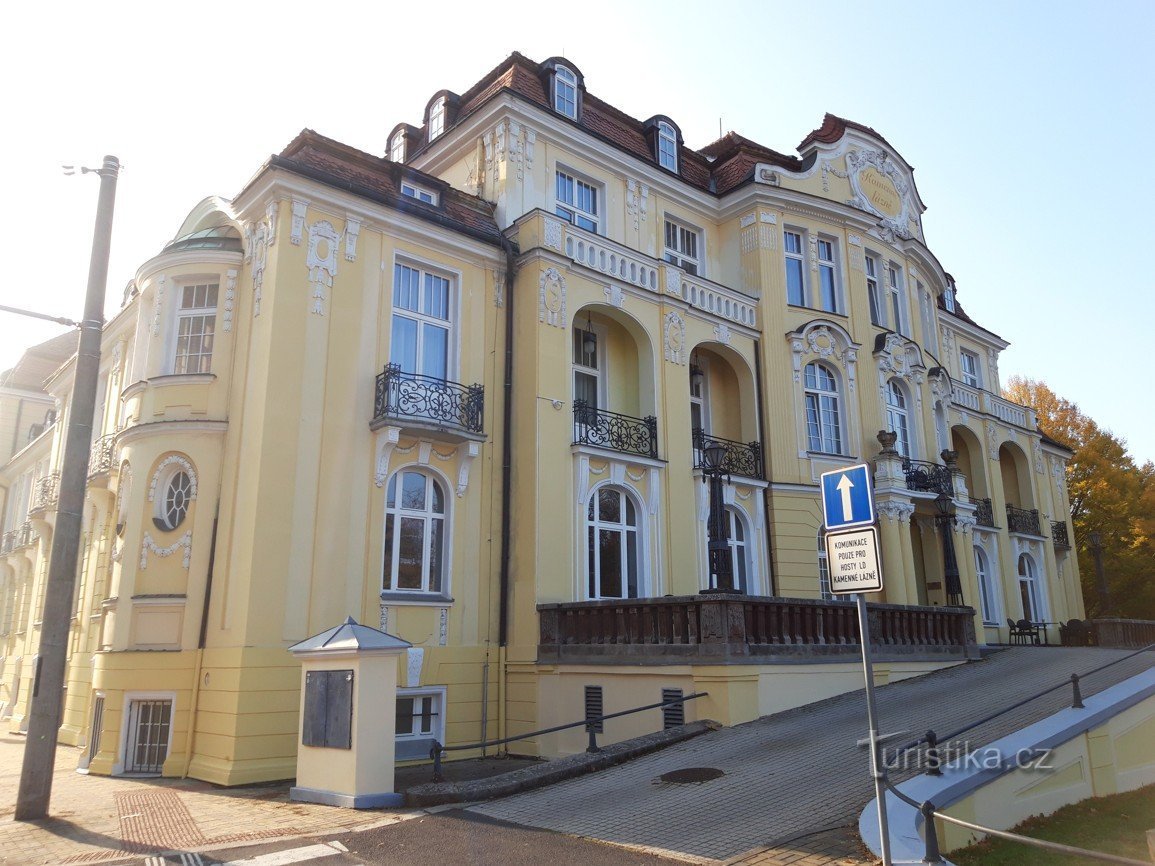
664, 219, 700, 275
173, 282, 218, 374
587, 487, 641, 599
657, 121, 678, 171
390, 131, 406, 164
391, 263, 451, 381
727, 508, 750, 594
573, 322, 601, 410
885, 380, 911, 457
554, 66, 577, 118
887, 263, 906, 336
428, 98, 446, 141
960, 350, 981, 388
943, 281, 957, 313
804, 362, 842, 454
784, 230, 806, 306
556, 170, 599, 233
975, 546, 998, 624
689, 360, 708, 433
383, 470, 446, 594
1017, 553, 1041, 621
816, 238, 839, 313
818, 532, 832, 600
865, 254, 883, 326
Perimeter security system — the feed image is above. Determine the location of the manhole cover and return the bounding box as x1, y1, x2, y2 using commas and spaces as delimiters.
658, 767, 725, 784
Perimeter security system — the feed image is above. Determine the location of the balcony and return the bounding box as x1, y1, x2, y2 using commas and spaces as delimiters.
89, 433, 117, 478
1006, 504, 1042, 536
573, 401, 657, 459
969, 497, 996, 528
1051, 520, 1071, 549
2, 522, 38, 555
902, 457, 953, 496
692, 429, 763, 480
372, 364, 484, 437
949, 382, 1036, 431
539, 596, 979, 665
29, 472, 60, 514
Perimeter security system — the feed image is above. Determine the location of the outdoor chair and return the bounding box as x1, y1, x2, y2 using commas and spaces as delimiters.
1008, 618, 1038, 645
1061, 618, 1088, 646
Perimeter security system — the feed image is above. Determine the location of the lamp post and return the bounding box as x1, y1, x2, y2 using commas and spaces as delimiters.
935, 491, 963, 606
700, 439, 738, 594
1088, 531, 1110, 616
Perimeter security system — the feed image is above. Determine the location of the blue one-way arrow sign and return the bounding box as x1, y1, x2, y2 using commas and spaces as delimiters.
820, 464, 876, 531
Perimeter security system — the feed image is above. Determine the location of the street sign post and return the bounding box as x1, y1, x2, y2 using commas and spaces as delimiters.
820, 464, 890, 865
820, 464, 875, 531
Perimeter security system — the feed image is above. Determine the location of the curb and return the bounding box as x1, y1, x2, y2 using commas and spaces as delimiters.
405, 720, 721, 807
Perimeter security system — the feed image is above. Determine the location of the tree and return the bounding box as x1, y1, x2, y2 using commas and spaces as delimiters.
1005, 377, 1153, 619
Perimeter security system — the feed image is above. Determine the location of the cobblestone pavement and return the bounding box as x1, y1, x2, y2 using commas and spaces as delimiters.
469, 647, 1155, 862
0, 735, 408, 865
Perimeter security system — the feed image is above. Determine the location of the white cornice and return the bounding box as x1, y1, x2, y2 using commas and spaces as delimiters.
942, 312, 1010, 351
116, 419, 228, 447
135, 249, 243, 288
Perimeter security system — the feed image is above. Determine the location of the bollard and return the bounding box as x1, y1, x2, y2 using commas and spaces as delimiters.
925, 729, 942, 777
430, 741, 444, 782
586, 722, 601, 754
920, 800, 944, 863
1070, 673, 1085, 709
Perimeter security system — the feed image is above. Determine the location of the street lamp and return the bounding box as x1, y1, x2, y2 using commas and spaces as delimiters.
701, 439, 738, 594
1088, 531, 1110, 616
935, 491, 963, 606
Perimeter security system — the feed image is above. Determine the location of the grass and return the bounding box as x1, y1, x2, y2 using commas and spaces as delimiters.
949, 783, 1155, 865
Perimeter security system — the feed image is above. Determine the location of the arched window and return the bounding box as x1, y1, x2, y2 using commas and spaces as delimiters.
384, 470, 446, 594
428, 98, 446, 141
657, 121, 678, 171
390, 130, 406, 164
1017, 553, 1041, 621
709, 506, 752, 593
586, 486, 641, 599
974, 546, 998, 624
886, 380, 911, 457
554, 65, 577, 118
803, 362, 842, 454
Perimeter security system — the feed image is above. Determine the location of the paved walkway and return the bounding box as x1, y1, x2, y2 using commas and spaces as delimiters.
0, 646, 1149, 865
468, 647, 1155, 863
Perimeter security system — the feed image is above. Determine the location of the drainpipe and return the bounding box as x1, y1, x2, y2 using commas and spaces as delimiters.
497, 231, 518, 750
182, 514, 218, 777
752, 340, 775, 595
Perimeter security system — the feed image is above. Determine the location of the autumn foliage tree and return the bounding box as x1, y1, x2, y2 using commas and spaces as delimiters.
1005, 377, 1154, 619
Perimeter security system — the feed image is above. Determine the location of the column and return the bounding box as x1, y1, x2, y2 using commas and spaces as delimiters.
877, 499, 915, 606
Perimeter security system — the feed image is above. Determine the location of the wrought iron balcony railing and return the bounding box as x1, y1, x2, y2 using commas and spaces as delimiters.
373, 364, 484, 434
89, 433, 117, 476
902, 457, 953, 496
573, 401, 658, 459
29, 472, 61, 513
1051, 520, 1071, 548
691, 429, 764, 480
0, 529, 14, 556
969, 497, 996, 528
1006, 504, 1042, 536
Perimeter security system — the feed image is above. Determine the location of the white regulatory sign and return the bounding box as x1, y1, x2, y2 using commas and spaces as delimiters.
824, 527, 882, 595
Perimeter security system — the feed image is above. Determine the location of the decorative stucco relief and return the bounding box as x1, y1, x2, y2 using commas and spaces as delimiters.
539, 267, 566, 328
306, 220, 340, 316
664, 311, 686, 365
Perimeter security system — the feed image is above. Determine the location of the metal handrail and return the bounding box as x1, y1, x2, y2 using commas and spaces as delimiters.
426, 691, 707, 781
572, 400, 658, 458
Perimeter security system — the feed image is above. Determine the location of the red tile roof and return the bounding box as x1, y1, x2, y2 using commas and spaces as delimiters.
798, 113, 911, 169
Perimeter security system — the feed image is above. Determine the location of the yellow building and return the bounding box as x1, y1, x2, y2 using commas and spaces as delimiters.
0, 52, 1083, 782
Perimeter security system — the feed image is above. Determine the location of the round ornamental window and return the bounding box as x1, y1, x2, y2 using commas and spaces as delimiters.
155, 470, 192, 531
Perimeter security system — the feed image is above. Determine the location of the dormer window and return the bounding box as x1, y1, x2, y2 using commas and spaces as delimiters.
554, 66, 577, 119
943, 281, 957, 312
657, 122, 677, 171
401, 182, 438, 205
428, 98, 446, 141
390, 130, 406, 164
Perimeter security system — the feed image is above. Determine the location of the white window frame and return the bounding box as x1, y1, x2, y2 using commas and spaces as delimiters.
960, 349, 982, 388
555, 168, 600, 234
664, 217, 701, 276
943, 281, 957, 313
886, 262, 907, 336
803, 362, 843, 455
865, 252, 883, 326
726, 506, 751, 594
171, 279, 219, 375
395, 686, 447, 761
1017, 553, 1043, 621
390, 131, 406, 164
115, 691, 176, 776
553, 65, 578, 118
886, 379, 913, 458
400, 182, 438, 205
975, 545, 1000, 625
816, 236, 841, 314
382, 468, 449, 597
818, 531, 833, 600
428, 97, 446, 141
657, 121, 678, 171
572, 319, 607, 412
585, 484, 645, 600
784, 229, 807, 306
689, 356, 710, 435
390, 259, 457, 381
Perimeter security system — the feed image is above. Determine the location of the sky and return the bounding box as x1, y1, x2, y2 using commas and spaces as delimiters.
2, 0, 1152, 464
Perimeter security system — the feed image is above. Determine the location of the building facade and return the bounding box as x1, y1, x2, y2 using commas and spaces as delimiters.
0, 52, 1083, 782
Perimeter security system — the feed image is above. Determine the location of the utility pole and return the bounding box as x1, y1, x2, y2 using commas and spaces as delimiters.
15, 155, 120, 820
